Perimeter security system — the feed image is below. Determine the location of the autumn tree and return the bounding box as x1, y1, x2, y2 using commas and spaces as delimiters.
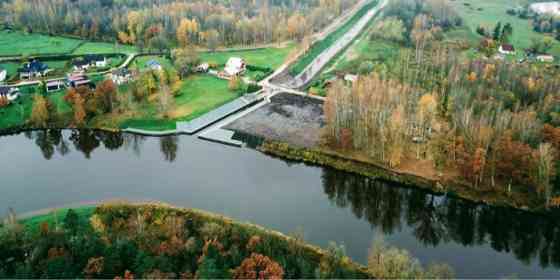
95, 79, 117, 113
233, 253, 284, 280
30, 94, 50, 127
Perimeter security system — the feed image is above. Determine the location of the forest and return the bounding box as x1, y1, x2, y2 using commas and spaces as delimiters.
320, 0, 560, 208
0, 0, 357, 49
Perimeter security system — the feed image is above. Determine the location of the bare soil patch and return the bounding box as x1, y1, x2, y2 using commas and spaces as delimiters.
225, 92, 325, 148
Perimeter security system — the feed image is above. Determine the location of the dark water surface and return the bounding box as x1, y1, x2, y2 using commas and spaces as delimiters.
1, 130, 560, 278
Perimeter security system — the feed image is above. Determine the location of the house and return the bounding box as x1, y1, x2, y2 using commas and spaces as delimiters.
46, 80, 65, 92
72, 55, 107, 71
18, 60, 50, 79
344, 74, 358, 83
529, 2, 560, 16
536, 54, 555, 63
0, 67, 6, 82
195, 63, 210, 73
0, 86, 19, 102
66, 73, 92, 88
111, 68, 132, 85
146, 60, 162, 71
224, 57, 246, 76
499, 44, 516, 55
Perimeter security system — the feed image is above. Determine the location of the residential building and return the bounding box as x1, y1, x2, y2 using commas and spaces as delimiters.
0, 86, 19, 102
224, 57, 246, 76
111, 68, 132, 85
498, 44, 516, 55
18, 60, 50, 79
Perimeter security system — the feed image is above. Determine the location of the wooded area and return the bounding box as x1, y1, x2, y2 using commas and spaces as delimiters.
0, 0, 358, 49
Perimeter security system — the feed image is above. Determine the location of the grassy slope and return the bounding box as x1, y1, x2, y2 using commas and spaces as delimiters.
200, 45, 294, 68
119, 75, 241, 131
0, 31, 83, 56
450, 0, 560, 56
0, 89, 69, 129
289, 0, 378, 75
72, 42, 137, 55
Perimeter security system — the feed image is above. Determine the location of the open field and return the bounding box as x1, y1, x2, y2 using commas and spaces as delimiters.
0, 31, 83, 56
128, 55, 173, 71
226, 92, 325, 148
119, 75, 243, 131
72, 41, 137, 55
289, 0, 378, 75
200, 45, 294, 69
450, 0, 560, 56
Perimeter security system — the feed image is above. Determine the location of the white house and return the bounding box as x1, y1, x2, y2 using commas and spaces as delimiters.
498, 44, 516, 55
529, 2, 560, 16
344, 74, 358, 83
0, 86, 19, 102
536, 54, 555, 63
196, 63, 210, 73
224, 57, 246, 76
73, 55, 107, 71
18, 60, 50, 79
111, 68, 133, 85
0, 67, 7, 83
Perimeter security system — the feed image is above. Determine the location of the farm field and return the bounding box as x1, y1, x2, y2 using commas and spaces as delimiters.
118, 75, 243, 131
449, 0, 560, 56
0, 31, 83, 56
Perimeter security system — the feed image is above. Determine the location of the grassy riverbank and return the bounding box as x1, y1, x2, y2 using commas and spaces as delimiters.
288, 0, 378, 75
1, 203, 371, 279
259, 141, 545, 212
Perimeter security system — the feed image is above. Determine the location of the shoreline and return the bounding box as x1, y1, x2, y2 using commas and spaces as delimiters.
13, 201, 372, 278
258, 140, 548, 214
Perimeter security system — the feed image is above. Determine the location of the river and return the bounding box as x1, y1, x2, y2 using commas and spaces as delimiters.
1, 129, 559, 278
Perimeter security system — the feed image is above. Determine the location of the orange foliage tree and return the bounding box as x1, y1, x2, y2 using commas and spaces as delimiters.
233, 253, 284, 280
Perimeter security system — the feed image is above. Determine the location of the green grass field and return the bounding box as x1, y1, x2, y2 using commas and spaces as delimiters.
129, 55, 174, 71
450, 0, 560, 56
0, 31, 83, 56
200, 45, 294, 69
289, 0, 378, 75
120, 75, 242, 131
73, 41, 137, 55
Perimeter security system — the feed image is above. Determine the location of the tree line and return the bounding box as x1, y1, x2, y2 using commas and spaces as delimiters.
1, 0, 358, 50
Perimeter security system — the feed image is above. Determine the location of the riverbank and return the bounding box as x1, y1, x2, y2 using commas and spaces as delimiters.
2, 202, 372, 279
258, 140, 546, 213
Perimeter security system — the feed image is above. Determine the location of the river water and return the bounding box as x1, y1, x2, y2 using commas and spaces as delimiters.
1, 129, 559, 278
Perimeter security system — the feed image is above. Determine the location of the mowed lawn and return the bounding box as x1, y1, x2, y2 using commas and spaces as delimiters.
450, 0, 560, 56
73, 42, 137, 55
129, 55, 174, 71
119, 75, 242, 131
0, 88, 69, 130
0, 31, 83, 56
200, 45, 294, 68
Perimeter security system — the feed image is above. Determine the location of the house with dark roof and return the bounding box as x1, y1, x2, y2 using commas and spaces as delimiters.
499, 44, 516, 55
0, 86, 20, 102
18, 60, 50, 79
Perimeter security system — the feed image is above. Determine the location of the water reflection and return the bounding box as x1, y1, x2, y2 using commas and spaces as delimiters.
322, 169, 560, 269
17, 129, 560, 271
27, 129, 178, 162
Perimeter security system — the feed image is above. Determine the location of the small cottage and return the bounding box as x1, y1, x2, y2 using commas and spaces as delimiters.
196, 63, 210, 73
146, 60, 163, 71
224, 57, 246, 76
344, 74, 358, 83
66, 73, 92, 88
498, 44, 516, 55
0, 86, 19, 102
18, 60, 50, 79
